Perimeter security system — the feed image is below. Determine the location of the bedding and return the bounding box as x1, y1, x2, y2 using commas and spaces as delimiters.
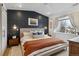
21, 35, 51, 45
28, 43, 67, 56
20, 28, 67, 56
23, 38, 64, 55
20, 31, 32, 38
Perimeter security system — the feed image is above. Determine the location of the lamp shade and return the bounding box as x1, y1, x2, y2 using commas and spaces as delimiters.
13, 24, 17, 30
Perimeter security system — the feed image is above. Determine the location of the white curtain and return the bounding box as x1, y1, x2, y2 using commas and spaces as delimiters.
68, 13, 79, 32
49, 17, 60, 37
53, 17, 61, 32
68, 14, 76, 28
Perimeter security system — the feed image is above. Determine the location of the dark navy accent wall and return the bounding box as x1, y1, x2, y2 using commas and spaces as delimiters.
7, 10, 49, 39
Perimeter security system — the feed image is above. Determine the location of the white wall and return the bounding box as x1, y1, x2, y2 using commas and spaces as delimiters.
2, 4, 7, 55
0, 4, 7, 56
0, 4, 2, 56
49, 19, 53, 35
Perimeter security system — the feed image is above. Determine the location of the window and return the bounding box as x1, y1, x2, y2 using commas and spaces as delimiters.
57, 16, 75, 33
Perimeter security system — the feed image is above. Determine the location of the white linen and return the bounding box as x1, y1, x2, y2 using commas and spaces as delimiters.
21, 35, 51, 45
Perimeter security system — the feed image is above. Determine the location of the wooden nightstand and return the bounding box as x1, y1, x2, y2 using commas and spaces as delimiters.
69, 41, 79, 56
8, 38, 19, 47
68, 37, 79, 56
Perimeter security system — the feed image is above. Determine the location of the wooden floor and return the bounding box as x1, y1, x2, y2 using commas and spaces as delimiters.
4, 45, 22, 56
3, 45, 68, 56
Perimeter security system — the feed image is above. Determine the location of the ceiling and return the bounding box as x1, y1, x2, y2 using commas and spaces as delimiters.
5, 3, 79, 17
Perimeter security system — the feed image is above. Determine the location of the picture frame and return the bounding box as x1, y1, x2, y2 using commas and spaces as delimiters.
28, 18, 38, 26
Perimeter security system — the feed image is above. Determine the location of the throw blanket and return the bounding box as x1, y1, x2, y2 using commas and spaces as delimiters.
23, 38, 64, 55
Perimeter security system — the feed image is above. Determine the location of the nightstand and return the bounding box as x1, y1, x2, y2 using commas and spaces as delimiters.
68, 37, 79, 56
69, 41, 79, 56
8, 38, 19, 47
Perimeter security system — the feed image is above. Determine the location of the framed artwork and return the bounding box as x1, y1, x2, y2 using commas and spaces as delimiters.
28, 18, 38, 26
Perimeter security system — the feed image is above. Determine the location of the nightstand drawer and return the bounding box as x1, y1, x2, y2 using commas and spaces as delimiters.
8, 38, 19, 46
69, 41, 79, 56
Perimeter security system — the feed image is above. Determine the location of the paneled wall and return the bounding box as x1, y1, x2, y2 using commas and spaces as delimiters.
7, 10, 49, 39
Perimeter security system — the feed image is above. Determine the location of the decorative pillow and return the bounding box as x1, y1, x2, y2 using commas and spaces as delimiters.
32, 32, 44, 38
23, 32, 30, 36
33, 32, 37, 35
37, 32, 42, 35
23, 32, 32, 38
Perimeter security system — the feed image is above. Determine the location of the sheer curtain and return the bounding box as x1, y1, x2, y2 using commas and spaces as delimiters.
54, 21, 61, 32
53, 17, 60, 32
49, 17, 60, 37
68, 14, 76, 28
68, 14, 79, 33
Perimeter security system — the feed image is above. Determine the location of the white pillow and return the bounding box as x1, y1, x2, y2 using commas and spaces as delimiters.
23, 32, 31, 36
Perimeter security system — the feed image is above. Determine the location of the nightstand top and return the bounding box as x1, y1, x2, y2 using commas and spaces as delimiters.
68, 36, 79, 43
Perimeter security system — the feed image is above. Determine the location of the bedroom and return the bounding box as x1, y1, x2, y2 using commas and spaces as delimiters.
0, 3, 79, 56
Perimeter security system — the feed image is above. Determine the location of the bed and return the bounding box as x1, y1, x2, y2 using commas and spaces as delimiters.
20, 28, 67, 56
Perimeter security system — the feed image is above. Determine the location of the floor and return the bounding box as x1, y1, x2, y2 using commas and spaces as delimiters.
4, 45, 22, 56
4, 45, 69, 56
52, 49, 68, 56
